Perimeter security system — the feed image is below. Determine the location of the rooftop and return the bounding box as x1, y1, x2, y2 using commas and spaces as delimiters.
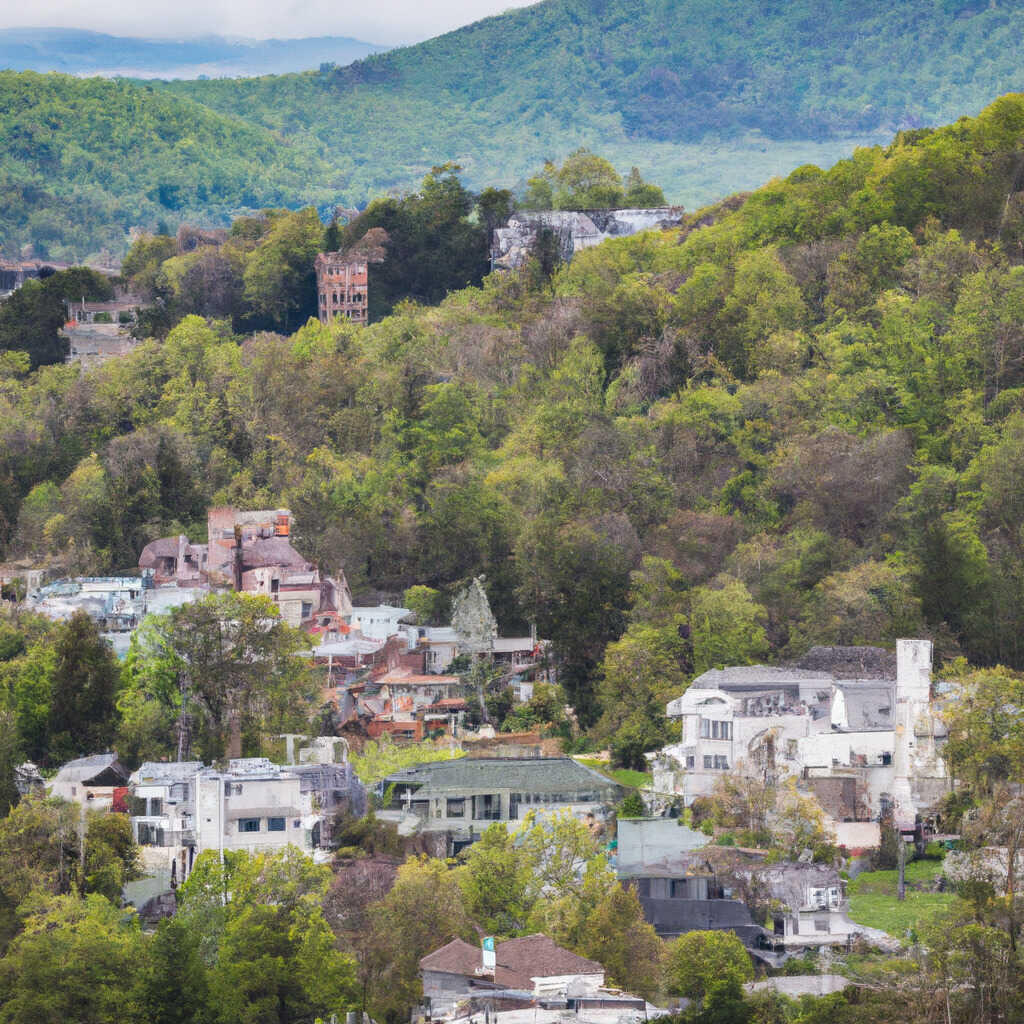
420, 934, 603, 989
689, 665, 832, 690
385, 757, 618, 796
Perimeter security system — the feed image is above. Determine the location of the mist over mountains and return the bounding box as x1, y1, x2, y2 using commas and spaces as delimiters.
0, 27, 387, 79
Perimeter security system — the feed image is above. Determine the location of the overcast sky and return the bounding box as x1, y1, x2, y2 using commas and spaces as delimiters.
0, 0, 538, 46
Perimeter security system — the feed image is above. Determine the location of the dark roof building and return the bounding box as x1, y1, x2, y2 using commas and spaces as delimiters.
379, 757, 622, 854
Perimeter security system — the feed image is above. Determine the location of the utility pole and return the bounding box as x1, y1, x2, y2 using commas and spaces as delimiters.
897, 830, 906, 902
79, 799, 87, 894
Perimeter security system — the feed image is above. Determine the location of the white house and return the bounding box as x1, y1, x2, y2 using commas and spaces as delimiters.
650, 639, 947, 827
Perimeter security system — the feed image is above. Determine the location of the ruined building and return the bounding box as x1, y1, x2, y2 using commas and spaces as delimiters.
491, 207, 685, 270
649, 639, 948, 828
315, 252, 368, 325
138, 507, 352, 629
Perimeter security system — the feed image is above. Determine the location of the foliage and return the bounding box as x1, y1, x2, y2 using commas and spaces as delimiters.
122, 591, 316, 761
0, 893, 147, 1024
664, 929, 754, 1003
46, 611, 120, 763
349, 737, 462, 787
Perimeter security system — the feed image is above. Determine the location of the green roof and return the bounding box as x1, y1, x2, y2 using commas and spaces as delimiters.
385, 757, 621, 798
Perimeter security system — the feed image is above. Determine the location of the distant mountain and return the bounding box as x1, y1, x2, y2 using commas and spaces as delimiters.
161, 0, 1024, 207
6, 0, 1024, 260
0, 27, 386, 78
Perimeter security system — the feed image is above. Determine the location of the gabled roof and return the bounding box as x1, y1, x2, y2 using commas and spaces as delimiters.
419, 935, 603, 989
52, 752, 129, 786
420, 938, 481, 975
495, 935, 603, 988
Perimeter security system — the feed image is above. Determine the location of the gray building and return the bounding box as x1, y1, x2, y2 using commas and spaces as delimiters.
380, 757, 622, 853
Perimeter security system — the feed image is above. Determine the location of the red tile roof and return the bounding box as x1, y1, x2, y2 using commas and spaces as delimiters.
420, 934, 603, 990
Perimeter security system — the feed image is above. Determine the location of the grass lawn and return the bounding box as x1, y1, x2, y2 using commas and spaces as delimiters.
576, 758, 652, 789
847, 858, 955, 939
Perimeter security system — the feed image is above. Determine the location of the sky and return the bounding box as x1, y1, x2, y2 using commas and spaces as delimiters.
0, 0, 538, 46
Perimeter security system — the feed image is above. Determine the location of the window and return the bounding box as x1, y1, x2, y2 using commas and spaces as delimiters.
700, 719, 732, 740
239, 818, 260, 833
267, 817, 286, 832
474, 794, 501, 820
686, 755, 695, 769
713, 755, 730, 770
301, 602, 313, 619
703, 755, 713, 769
814, 918, 829, 933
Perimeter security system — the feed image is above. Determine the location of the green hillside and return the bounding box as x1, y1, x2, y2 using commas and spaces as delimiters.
0, 71, 333, 261
5, 94, 1024, 733
6, 0, 1024, 258
164, 0, 1024, 199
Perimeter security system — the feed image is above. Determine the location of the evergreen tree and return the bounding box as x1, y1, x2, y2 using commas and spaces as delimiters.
47, 611, 120, 760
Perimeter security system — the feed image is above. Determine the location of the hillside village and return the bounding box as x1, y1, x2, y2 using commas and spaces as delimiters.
3, 39, 1024, 1024
0, 493, 989, 1019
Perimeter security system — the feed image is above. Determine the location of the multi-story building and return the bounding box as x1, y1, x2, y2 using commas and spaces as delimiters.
315, 252, 368, 325
649, 639, 948, 827
378, 757, 622, 854
128, 752, 365, 886
138, 506, 352, 629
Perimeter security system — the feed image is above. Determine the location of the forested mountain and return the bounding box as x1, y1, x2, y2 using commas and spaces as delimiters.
0, 71, 335, 260
4, 96, 1024, 755
163, 0, 1024, 205
5, 0, 1024, 258
0, 28, 386, 78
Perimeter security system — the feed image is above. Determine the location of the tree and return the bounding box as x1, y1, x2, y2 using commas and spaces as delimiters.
459, 823, 534, 935
368, 856, 473, 1022
516, 811, 602, 901
664, 930, 754, 1004
594, 622, 684, 768
623, 167, 667, 207
241, 207, 322, 332
178, 848, 356, 1024
127, 592, 317, 761
790, 559, 924, 652
47, 610, 120, 761
577, 883, 662, 999
402, 585, 447, 626
139, 917, 211, 1024
0, 712, 22, 818
552, 149, 624, 210
942, 666, 1024, 794
0, 892, 146, 1024
690, 577, 769, 675
0, 796, 78, 947
83, 811, 142, 903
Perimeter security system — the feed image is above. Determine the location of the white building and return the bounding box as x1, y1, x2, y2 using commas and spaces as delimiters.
650, 639, 947, 826
194, 758, 318, 857
350, 605, 411, 641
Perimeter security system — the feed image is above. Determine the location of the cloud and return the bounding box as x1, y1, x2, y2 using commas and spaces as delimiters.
0, 0, 537, 45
